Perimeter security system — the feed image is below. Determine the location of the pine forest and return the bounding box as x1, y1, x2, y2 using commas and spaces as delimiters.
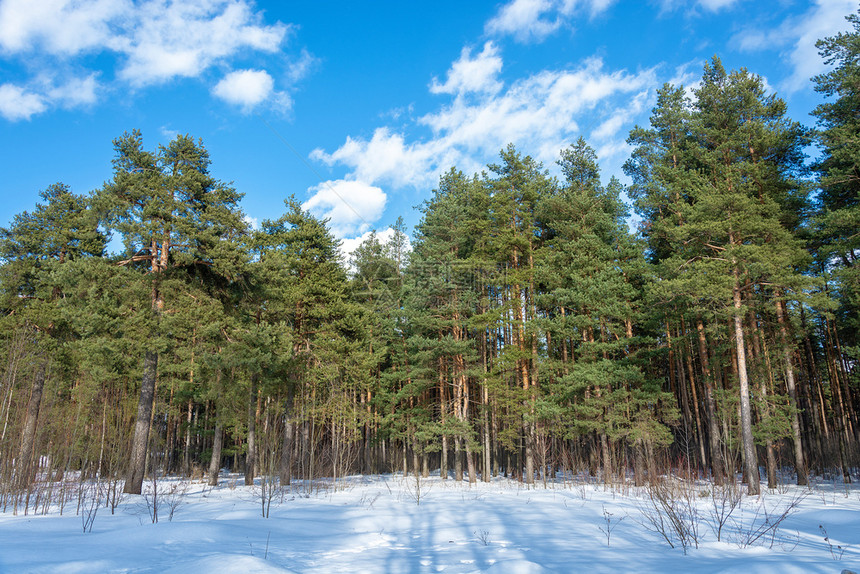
3, 16, 860, 515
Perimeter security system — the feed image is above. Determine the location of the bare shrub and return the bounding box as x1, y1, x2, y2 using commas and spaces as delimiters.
257, 420, 289, 518
105, 475, 125, 515
708, 481, 743, 542
79, 479, 103, 533
258, 473, 287, 518
598, 504, 625, 547
402, 472, 430, 506
635, 477, 700, 554
161, 481, 188, 522
359, 491, 380, 509
819, 524, 847, 561
75, 461, 108, 534
726, 491, 806, 549
143, 476, 188, 523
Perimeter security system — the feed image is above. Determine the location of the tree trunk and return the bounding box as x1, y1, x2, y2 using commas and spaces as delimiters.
633, 438, 645, 487
682, 334, 708, 472
732, 271, 760, 495
17, 361, 47, 489
774, 297, 807, 485
182, 401, 193, 476
824, 327, 852, 483
600, 432, 611, 486
454, 437, 463, 481
412, 436, 420, 479
482, 381, 491, 483
481, 288, 492, 483
280, 420, 294, 486
453, 352, 464, 482
208, 419, 223, 487
695, 318, 725, 485
439, 361, 448, 479
245, 376, 257, 486
125, 351, 157, 495
746, 299, 776, 490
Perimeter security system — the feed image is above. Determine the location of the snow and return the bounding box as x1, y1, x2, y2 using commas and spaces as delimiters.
0, 473, 858, 573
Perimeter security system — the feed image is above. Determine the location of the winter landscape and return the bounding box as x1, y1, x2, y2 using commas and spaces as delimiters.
0, 472, 858, 573
2, 1, 860, 573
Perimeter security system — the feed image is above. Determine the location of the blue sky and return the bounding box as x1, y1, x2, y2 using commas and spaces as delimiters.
0, 0, 855, 255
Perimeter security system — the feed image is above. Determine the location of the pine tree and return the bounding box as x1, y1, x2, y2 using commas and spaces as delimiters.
252, 198, 362, 484
485, 146, 555, 483
0, 183, 106, 492
626, 84, 728, 484
539, 139, 673, 484
626, 59, 814, 492
349, 221, 412, 474
407, 169, 485, 481
813, 8, 860, 352
96, 131, 247, 494
685, 59, 811, 492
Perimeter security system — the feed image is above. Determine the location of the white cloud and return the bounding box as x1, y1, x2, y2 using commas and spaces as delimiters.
696, 0, 740, 11
588, 87, 651, 161
312, 128, 443, 189
734, 28, 787, 52
729, 0, 856, 93
782, 0, 857, 93
287, 49, 317, 83
668, 59, 702, 88
340, 234, 368, 264
0, 0, 301, 119
160, 125, 179, 140
380, 104, 414, 121
595, 139, 632, 163
0, 0, 128, 55
118, 0, 288, 86
0, 0, 288, 72
430, 42, 503, 96
303, 180, 387, 238
592, 108, 632, 142
486, 0, 562, 42
588, 0, 615, 15
44, 73, 100, 107
485, 0, 614, 42
313, 56, 656, 193
212, 69, 276, 110
420, 58, 650, 148
0, 83, 46, 121
0, 73, 99, 121
656, 0, 742, 14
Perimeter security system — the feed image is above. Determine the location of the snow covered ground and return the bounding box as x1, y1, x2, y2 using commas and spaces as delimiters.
0, 472, 858, 573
